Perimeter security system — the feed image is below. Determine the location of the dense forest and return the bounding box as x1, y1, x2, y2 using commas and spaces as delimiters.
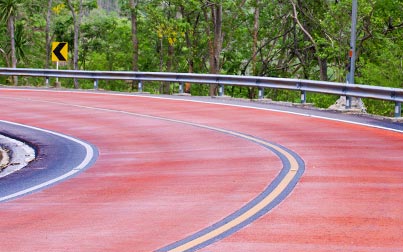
1, 0, 403, 115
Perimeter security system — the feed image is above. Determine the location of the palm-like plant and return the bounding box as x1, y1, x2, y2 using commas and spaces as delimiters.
14, 23, 27, 61
0, 0, 18, 23
0, 0, 19, 84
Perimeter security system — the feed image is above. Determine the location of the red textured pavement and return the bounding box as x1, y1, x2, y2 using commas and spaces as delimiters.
0, 89, 402, 252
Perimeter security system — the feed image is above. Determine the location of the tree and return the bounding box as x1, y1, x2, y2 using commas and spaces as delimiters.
203, 0, 223, 96
0, 0, 19, 84
129, 0, 138, 73
80, 9, 132, 72
45, 0, 53, 69
252, 0, 259, 76
65, 0, 97, 88
289, 0, 329, 81
97, 0, 119, 12
179, 1, 199, 93
66, 0, 84, 88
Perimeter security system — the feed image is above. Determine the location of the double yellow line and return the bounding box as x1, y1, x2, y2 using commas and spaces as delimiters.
157, 127, 304, 252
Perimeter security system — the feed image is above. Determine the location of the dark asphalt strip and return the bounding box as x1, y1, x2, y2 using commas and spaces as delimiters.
0, 121, 98, 203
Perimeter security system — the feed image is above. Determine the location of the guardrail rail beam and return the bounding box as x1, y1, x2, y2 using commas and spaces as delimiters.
1, 67, 403, 117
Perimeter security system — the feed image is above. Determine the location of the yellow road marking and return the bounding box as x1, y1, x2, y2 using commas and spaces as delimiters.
166, 135, 300, 252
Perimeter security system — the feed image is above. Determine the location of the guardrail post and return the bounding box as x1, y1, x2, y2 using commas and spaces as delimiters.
94, 79, 99, 90
258, 87, 264, 99
300, 90, 306, 104
138, 81, 143, 93
218, 84, 224, 96
45, 77, 49, 88
179, 82, 184, 94
346, 96, 352, 109
395, 102, 401, 118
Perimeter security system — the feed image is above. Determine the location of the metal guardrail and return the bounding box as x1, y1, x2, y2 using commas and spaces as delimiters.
1, 67, 402, 117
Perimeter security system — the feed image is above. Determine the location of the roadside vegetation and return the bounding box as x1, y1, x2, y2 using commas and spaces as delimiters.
0, 0, 402, 116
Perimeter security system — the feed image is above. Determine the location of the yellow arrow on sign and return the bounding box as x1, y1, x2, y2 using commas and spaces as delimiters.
52, 42, 68, 62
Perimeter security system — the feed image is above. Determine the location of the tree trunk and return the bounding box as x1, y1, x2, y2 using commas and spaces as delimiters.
252, 0, 260, 76
9, 15, 18, 85
162, 43, 174, 94
129, 0, 139, 91
67, 0, 83, 89
130, 0, 138, 72
181, 5, 197, 93
248, 0, 260, 98
205, 2, 223, 96
185, 60, 193, 93
319, 58, 328, 81
45, 0, 53, 69
212, 4, 223, 73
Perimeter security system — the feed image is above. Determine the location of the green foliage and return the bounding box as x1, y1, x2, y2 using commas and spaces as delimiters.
0, 21, 8, 61
80, 9, 133, 70
14, 23, 28, 61
0, 0, 403, 116
0, 0, 19, 23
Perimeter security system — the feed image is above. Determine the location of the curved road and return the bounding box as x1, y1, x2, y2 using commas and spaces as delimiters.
0, 120, 97, 202
0, 89, 402, 251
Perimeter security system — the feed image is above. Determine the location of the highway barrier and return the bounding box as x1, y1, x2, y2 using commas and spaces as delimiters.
1, 67, 402, 117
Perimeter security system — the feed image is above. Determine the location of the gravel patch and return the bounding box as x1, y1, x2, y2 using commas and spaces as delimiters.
0, 134, 36, 178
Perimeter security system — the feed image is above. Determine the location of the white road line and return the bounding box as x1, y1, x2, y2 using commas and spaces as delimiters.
3, 88, 401, 133
0, 120, 96, 202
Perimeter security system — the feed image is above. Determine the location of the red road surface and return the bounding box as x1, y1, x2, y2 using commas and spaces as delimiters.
0, 89, 402, 251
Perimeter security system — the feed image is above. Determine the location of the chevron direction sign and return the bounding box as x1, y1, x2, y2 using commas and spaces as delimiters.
52, 42, 68, 62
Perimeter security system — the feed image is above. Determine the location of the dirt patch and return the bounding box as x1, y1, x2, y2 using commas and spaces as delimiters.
0, 147, 10, 170
0, 135, 35, 177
